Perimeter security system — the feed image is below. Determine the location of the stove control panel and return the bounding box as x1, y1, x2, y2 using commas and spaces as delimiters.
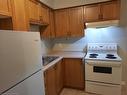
87, 43, 117, 51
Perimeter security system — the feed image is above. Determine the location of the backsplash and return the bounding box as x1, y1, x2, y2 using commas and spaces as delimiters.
30, 25, 53, 55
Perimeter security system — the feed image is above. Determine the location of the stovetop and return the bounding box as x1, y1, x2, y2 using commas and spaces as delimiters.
85, 43, 122, 61
85, 52, 122, 61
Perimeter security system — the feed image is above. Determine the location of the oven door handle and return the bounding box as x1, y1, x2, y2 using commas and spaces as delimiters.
85, 62, 121, 67
85, 62, 97, 66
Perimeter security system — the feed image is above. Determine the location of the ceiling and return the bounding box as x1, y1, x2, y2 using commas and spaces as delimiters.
40, 0, 111, 9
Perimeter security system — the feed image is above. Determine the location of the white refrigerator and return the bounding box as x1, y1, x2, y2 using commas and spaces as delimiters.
0, 31, 45, 95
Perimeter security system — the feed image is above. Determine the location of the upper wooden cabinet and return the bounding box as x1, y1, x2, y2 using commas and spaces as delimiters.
101, 1, 120, 20
54, 9, 69, 38
0, 0, 12, 17
49, 10, 55, 38
28, 0, 40, 24
54, 6, 84, 38
40, 9, 55, 38
40, 5, 50, 24
28, 0, 51, 25
12, 0, 29, 31
69, 7, 84, 37
84, 0, 120, 22
84, 4, 100, 22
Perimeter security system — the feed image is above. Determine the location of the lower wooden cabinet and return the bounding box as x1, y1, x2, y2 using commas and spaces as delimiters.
63, 58, 85, 89
44, 58, 85, 95
44, 60, 63, 95
56, 61, 63, 94
44, 64, 57, 95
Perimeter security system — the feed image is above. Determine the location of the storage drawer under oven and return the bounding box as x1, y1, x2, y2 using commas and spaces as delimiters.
85, 63, 122, 84
86, 81, 121, 95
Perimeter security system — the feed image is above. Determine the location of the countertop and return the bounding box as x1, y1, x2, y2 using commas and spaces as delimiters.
47, 51, 86, 58
42, 56, 63, 71
42, 51, 86, 71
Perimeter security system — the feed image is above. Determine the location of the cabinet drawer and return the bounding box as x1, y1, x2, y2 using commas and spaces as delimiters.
86, 81, 121, 95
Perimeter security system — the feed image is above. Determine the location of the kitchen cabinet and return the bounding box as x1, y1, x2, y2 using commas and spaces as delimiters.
0, 0, 12, 17
44, 65, 57, 95
44, 60, 63, 95
54, 9, 69, 38
40, 5, 50, 24
54, 6, 84, 38
28, 0, 40, 24
12, 0, 29, 31
84, 4, 100, 22
49, 10, 55, 38
28, 0, 51, 25
84, 0, 120, 22
40, 9, 55, 38
101, 1, 120, 20
69, 7, 84, 37
63, 58, 85, 89
56, 60, 63, 94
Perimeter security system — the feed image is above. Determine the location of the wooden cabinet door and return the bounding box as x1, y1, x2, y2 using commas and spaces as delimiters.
56, 60, 63, 94
101, 1, 120, 20
0, 0, 12, 17
44, 65, 57, 95
28, 0, 40, 22
41, 5, 50, 24
40, 9, 55, 38
40, 25, 51, 38
49, 10, 55, 38
12, 0, 29, 31
69, 7, 84, 37
54, 9, 69, 38
64, 58, 85, 89
84, 4, 100, 22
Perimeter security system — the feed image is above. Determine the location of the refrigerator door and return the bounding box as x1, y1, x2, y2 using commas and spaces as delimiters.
2, 70, 45, 95
0, 31, 43, 94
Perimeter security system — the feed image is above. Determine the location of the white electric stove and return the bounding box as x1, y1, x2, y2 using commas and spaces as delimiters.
85, 43, 122, 95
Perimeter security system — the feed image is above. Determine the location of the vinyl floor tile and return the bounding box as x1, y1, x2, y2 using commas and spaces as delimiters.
60, 88, 97, 95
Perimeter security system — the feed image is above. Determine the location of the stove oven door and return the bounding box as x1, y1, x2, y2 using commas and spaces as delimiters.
85, 61, 122, 84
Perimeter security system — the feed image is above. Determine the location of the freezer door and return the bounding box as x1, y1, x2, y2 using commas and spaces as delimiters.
2, 70, 45, 95
0, 31, 42, 94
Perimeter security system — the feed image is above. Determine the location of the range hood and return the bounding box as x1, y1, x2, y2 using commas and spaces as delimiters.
86, 20, 119, 28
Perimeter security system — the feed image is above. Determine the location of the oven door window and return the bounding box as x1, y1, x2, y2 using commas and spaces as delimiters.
93, 66, 112, 74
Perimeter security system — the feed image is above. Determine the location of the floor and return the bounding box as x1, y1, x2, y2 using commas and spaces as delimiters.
60, 87, 127, 95
60, 88, 96, 95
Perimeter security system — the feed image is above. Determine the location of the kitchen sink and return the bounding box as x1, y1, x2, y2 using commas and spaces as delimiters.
42, 56, 59, 66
